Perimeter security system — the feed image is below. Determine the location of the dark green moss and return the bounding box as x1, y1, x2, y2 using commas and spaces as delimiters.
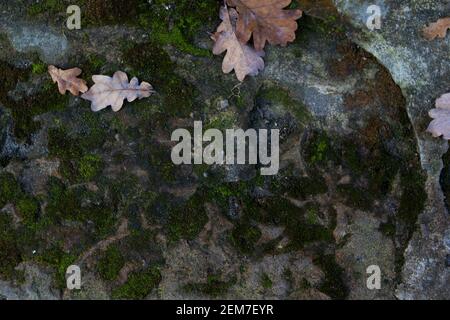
303, 132, 334, 165
0, 213, 22, 279
48, 127, 105, 183
230, 222, 262, 254
0, 63, 69, 141
123, 42, 201, 117
314, 254, 348, 300
337, 184, 373, 211
0, 172, 22, 208
184, 274, 236, 298
45, 177, 116, 237
261, 273, 273, 289
111, 266, 161, 300
78, 154, 104, 182
27, 0, 66, 16
16, 196, 40, 227
167, 192, 208, 242
37, 245, 77, 289
97, 245, 125, 281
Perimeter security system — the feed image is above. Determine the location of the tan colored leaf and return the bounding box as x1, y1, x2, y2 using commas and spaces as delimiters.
227, 0, 302, 51
81, 71, 154, 112
423, 18, 450, 40
212, 6, 265, 82
427, 93, 450, 139
48, 65, 88, 96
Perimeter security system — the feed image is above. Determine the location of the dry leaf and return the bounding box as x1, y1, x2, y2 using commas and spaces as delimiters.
212, 6, 265, 82
48, 65, 88, 96
81, 71, 154, 112
227, 0, 302, 51
423, 18, 450, 40
427, 93, 450, 139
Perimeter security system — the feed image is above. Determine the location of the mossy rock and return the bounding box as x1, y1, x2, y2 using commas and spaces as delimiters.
111, 266, 161, 300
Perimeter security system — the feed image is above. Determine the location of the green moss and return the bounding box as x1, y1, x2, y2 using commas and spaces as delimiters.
83, 0, 217, 56
146, 143, 178, 183
261, 273, 273, 289
0, 75, 69, 142
184, 274, 236, 298
45, 177, 116, 237
139, 0, 217, 56
48, 126, 106, 183
303, 132, 334, 165
230, 222, 262, 254
256, 85, 311, 125
78, 111, 109, 150
314, 254, 348, 300
167, 192, 208, 242
27, 0, 65, 16
112, 266, 161, 300
37, 245, 77, 289
123, 42, 200, 117
78, 154, 104, 182
97, 245, 125, 281
16, 196, 40, 227
0, 214, 22, 279
31, 61, 47, 75
337, 184, 373, 211
0, 172, 22, 208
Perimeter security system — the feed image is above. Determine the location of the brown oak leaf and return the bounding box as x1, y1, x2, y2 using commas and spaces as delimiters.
226, 0, 302, 51
423, 18, 450, 40
212, 6, 265, 81
81, 71, 154, 112
48, 65, 88, 96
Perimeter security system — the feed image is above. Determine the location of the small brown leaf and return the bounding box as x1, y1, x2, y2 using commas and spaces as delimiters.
227, 0, 302, 51
212, 6, 265, 81
81, 71, 154, 112
423, 18, 450, 40
48, 65, 88, 96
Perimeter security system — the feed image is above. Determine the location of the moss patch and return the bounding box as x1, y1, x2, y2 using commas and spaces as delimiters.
184, 273, 236, 298
314, 254, 348, 300
112, 266, 161, 300
97, 245, 125, 281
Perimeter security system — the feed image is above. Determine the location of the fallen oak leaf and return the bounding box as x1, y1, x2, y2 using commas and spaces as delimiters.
423, 18, 450, 40
81, 71, 154, 112
48, 65, 88, 96
227, 0, 302, 51
427, 93, 450, 139
212, 6, 265, 82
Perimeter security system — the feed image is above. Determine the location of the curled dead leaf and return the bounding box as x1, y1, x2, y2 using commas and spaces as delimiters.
212, 6, 265, 82
227, 0, 302, 51
48, 65, 88, 96
81, 71, 154, 112
423, 18, 450, 40
427, 93, 450, 139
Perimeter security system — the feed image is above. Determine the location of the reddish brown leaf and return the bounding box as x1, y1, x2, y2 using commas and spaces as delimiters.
227, 0, 302, 51
423, 18, 450, 40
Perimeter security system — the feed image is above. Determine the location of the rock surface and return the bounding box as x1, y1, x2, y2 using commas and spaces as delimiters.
0, 0, 448, 300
